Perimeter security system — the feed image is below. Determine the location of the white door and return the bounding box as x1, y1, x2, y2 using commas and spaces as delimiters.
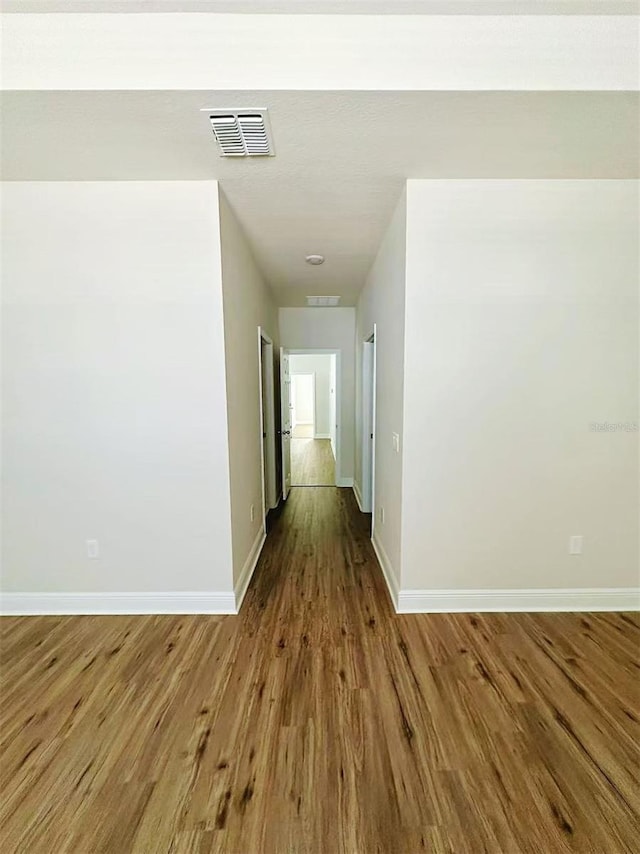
362, 337, 376, 516
280, 348, 292, 500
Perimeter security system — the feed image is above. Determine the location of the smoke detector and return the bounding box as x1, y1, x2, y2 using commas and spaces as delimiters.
204, 109, 274, 157
306, 296, 341, 307
305, 254, 325, 265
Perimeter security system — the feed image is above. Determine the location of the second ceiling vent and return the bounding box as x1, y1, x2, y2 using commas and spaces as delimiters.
208, 110, 274, 157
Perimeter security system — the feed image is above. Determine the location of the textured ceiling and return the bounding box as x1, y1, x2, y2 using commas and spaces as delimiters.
4, 1, 638, 12
2, 89, 638, 305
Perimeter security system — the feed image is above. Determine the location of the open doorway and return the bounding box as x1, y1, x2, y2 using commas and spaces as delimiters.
281, 349, 339, 490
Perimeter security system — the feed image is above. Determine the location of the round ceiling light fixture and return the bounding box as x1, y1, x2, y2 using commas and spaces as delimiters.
305, 254, 325, 266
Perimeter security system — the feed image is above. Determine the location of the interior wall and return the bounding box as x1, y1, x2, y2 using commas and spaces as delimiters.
1, 180, 234, 595
278, 307, 355, 484
402, 178, 639, 592
290, 353, 333, 437
218, 189, 279, 588
291, 373, 315, 426
355, 190, 407, 595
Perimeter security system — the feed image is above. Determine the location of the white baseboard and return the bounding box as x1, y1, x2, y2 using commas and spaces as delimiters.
336, 476, 354, 488
396, 587, 640, 614
314, 432, 331, 440
371, 533, 399, 610
234, 528, 266, 611
0, 590, 237, 616
352, 481, 364, 512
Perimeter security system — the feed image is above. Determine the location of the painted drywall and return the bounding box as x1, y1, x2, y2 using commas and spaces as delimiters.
402, 179, 639, 591
1, 180, 234, 595
218, 189, 279, 587
290, 353, 333, 437
355, 190, 407, 593
291, 374, 314, 426
278, 308, 355, 484
3, 14, 637, 91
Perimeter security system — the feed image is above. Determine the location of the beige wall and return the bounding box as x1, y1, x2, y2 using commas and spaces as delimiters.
402, 179, 639, 592
278, 307, 355, 485
218, 190, 279, 587
356, 190, 407, 594
1, 180, 234, 596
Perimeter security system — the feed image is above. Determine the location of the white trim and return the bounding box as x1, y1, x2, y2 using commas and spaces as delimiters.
336, 477, 354, 488
314, 432, 332, 440
396, 587, 640, 614
0, 591, 237, 616
352, 481, 364, 512
371, 532, 399, 610
361, 334, 376, 516
234, 528, 267, 611
258, 327, 277, 521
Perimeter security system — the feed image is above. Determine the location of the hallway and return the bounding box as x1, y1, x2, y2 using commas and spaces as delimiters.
1, 488, 638, 853
291, 436, 335, 486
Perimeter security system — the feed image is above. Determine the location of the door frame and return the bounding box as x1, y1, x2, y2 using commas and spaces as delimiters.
257, 327, 277, 531
361, 327, 377, 533
285, 349, 343, 486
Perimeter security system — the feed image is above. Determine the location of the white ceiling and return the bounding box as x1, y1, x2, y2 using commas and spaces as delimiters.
2, 89, 638, 305
4, 1, 638, 12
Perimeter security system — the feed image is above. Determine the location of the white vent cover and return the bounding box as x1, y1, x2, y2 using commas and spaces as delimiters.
207, 110, 274, 157
306, 296, 341, 307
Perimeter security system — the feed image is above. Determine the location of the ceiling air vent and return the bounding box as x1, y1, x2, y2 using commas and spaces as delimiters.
207, 110, 274, 157
306, 296, 341, 307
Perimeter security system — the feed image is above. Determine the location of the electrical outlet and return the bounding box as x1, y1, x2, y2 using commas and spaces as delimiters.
569, 535, 583, 555
379, 506, 385, 524
250, 504, 255, 522
86, 539, 99, 559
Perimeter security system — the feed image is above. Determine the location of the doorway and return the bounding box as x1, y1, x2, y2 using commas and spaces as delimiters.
280, 349, 340, 491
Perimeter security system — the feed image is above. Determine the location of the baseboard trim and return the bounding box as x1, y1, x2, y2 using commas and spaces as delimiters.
352, 481, 364, 512
234, 528, 266, 611
314, 433, 331, 440
371, 533, 399, 610
396, 587, 640, 614
336, 477, 354, 488
0, 591, 237, 616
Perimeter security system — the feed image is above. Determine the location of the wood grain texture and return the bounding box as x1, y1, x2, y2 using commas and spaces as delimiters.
1, 487, 639, 853
291, 438, 335, 486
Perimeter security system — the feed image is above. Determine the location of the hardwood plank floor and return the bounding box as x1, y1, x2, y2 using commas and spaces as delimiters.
291, 438, 335, 486
1, 487, 639, 853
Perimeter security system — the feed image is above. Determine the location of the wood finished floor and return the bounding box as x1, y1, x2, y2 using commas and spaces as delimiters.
1, 487, 639, 854
291, 437, 335, 486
